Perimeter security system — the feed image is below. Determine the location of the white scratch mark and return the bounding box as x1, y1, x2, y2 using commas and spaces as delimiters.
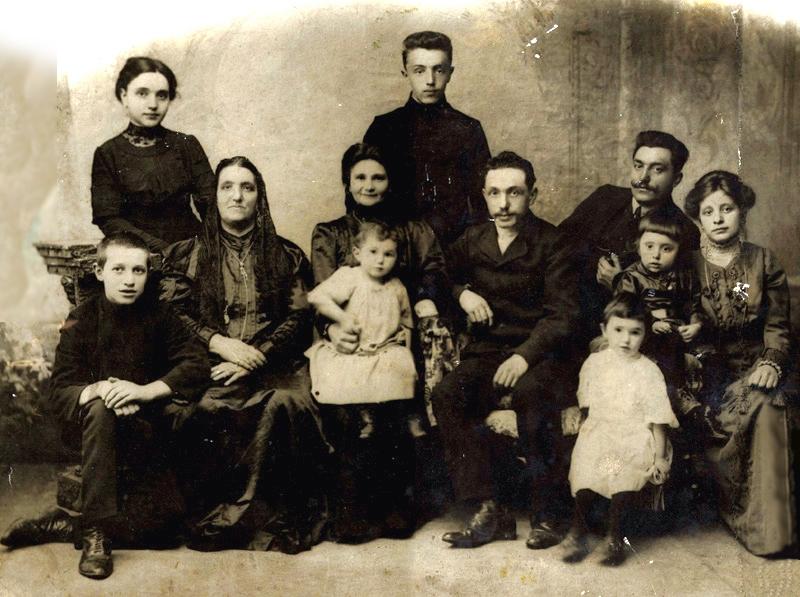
546, 24, 559, 34
534, 53, 541, 59
623, 537, 658, 596
7, 465, 13, 487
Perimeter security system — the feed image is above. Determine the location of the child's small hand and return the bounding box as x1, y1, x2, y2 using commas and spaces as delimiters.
340, 314, 361, 335
652, 320, 673, 335
650, 456, 670, 484
677, 322, 702, 343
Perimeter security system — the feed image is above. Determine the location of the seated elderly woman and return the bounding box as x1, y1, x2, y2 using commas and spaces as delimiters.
310, 142, 450, 543
685, 170, 798, 556
160, 156, 330, 554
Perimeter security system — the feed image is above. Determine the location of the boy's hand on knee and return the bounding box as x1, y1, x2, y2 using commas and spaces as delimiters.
113, 404, 141, 417
79, 380, 116, 406
493, 354, 529, 389
103, 380, 154, 409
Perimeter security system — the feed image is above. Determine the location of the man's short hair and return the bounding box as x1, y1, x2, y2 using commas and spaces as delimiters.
402, 31, 453, 66
96, 231, 150, 268
481, 151, 537, 191
602, 292, 647, 325
633, 130, 689, 174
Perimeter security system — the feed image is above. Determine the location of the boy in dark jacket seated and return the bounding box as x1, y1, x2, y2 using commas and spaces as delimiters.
3, 232, 208, 580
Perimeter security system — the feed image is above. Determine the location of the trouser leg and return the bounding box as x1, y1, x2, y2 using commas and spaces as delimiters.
431, 354, 505, 504
510, 357, 577, 520
79, 399, 117, 523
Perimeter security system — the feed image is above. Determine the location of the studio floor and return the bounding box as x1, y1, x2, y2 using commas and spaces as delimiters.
1, 464, 799, 596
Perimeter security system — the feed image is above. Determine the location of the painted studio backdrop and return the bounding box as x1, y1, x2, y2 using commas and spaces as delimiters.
1, 0, 799, 459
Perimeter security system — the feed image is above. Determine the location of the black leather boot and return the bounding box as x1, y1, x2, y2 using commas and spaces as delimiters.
1, 508, 75, 549
442, 500, 516, 548
78, 526, 113, 580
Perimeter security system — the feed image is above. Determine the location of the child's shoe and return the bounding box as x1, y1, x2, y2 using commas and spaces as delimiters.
559, 528, 590, 563
598, 535, 626, 566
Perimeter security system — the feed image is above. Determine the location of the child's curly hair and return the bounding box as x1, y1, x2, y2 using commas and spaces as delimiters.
603, 292, 648, 325
354, 220, 403, 250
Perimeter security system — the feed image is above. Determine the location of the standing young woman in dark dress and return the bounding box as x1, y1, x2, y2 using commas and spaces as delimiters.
91, 57, 216, 253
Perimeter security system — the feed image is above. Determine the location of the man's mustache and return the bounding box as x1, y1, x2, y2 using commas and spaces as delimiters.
631, 179, 656, 191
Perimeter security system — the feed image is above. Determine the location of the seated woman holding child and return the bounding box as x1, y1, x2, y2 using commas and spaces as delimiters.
310, 142, 450, 542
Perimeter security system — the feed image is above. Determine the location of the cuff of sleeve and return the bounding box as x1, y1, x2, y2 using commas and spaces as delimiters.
761, 348, 789, 370
198, 327, 216, 344
452, 284, 469, 302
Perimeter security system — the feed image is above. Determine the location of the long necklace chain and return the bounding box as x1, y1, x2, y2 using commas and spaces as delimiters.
233, 243, 253, 341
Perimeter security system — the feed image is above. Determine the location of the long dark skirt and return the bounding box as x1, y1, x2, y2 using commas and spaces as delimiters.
319, 399, 417, 543
703, 359, 798, 556
171, 366, 332, 554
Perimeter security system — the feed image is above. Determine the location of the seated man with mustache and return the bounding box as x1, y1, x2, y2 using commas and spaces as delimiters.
432, 151, 580, 550
558, 130, 699, 342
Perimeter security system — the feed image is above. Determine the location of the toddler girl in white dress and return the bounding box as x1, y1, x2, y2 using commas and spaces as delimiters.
561, 293, 678, 566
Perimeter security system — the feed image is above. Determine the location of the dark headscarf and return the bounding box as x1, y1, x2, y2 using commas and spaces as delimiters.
195, 156, 295, 333
341, 142, 406, 225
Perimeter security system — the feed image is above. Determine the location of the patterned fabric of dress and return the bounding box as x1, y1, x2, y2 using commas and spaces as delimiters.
692, 242, 798, 556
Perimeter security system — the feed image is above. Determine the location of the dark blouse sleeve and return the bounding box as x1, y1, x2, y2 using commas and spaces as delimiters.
760, 248, 792, 369
310, 222, 340, 285
159, 239, 220, 345
255, 243, 313, 366
612, 269, 640, 296
91, 145, 169, 252
406, 220, 449, 306
157, 305, 210, 402
185, 134, 215, 221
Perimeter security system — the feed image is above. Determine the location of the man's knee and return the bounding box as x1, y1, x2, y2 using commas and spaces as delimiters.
81, 398, 115, 433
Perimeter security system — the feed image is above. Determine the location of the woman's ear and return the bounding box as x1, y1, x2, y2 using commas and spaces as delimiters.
94, 263, 104, 282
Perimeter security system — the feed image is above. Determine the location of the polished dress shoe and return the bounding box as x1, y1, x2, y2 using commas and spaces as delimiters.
79, 526, 113, 580
1, 508, 74, 549
525, 519, 564, 550
442, 500, 516, 548
598, 536, 626, 566
559, 528, 590, 563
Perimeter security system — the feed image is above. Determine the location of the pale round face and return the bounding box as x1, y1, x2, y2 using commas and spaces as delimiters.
353, 235, 398, 280
402, 48, 453, 105
630, 146, 682, 206
602, 315, 646, 358
697, 189, 742, 245
95, 245, 149, 305
348, 159, 389, 207
120, 72, 171, 128
217, 165, 258, 230
638, 231, 679, 274
483, 167, 533, 231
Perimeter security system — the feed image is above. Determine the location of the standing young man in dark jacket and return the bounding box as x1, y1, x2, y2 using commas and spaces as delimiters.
364, 31, 491, 246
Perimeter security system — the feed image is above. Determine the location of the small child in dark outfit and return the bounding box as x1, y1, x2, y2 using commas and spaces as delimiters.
48, 232, 208, 580
613, 211, 704, 417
